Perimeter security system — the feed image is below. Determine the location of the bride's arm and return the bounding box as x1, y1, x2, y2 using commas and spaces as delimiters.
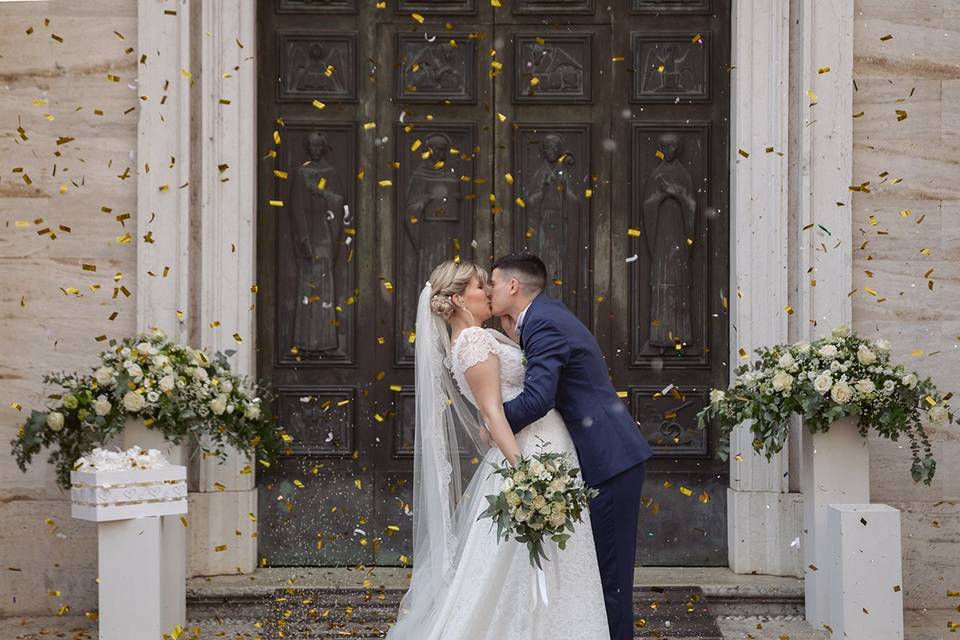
463, 355, 522, 465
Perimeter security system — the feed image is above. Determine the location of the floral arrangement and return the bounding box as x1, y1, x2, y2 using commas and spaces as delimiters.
696, 325, 953, 485
478, 441, 598, 568
74, 445, 171, 473
11, 327, 283, 489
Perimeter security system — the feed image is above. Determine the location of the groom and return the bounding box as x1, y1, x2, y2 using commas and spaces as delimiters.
489, 252, 653, 640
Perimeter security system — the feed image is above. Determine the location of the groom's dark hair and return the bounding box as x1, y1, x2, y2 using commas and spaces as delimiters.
491, 252, 547, 293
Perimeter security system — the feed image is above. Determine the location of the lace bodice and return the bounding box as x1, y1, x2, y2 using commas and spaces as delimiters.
450, 327, 524, 406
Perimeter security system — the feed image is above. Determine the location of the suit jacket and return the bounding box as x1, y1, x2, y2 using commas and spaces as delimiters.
503, 293, 653, 486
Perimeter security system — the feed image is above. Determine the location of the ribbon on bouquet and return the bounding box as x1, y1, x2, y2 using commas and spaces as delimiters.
535, 565, 549, 606
532, 543, 562, 607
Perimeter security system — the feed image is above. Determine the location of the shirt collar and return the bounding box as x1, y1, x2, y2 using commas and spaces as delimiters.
515, 296, 537, 333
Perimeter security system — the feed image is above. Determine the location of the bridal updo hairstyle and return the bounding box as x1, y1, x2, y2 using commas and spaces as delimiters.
429, 261, 488, 321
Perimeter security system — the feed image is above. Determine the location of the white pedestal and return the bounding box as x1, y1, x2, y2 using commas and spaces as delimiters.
71, 464, 188, 640
801, 417, 870, 629
827, 504, 904, 639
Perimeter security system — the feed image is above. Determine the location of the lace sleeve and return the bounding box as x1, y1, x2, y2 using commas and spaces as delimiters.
453, 327, 500, 373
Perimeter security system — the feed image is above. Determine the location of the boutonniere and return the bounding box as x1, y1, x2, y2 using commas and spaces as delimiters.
520, 350, 528, 367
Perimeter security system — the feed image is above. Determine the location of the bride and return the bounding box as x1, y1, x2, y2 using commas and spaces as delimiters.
386, 260, 610, 639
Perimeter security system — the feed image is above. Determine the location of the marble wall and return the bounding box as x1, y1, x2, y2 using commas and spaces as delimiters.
0, 1, 137, 617
852, 1, 960, 610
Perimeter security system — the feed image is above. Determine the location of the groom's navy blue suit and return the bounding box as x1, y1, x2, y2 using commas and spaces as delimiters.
503, 293, 653, 640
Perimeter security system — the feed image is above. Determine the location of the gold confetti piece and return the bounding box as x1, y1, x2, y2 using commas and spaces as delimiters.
920, 248, 931, 255
411, 12, 425, 23
180, 69, 192, 79
515, 197, 526, 208
530, 76, 540, 86
738, 347, 748, 359
584, 189, 593, 199
180, 516, 189, 528
32, 98, 48, 106
497, 112, 507, 122
312, 99, 326, 110
616, 391, 628, 398
806, 89, 818, 104
627, 228, 641, 237
106, 73, 120, 82
784, 305, 794, 315
355, 478, 363, 490
896, 109, 908, 121
655, 149, 665, 160
853, 111, 865, 118
611, 55, 624, 62
679, 486, 693, 497
214, 544, 227, 552
818, 66, 831, 74
691, 33, 702, 44
738, 148, 750, 158
880, 33, 893, 41
213, 482, 226, 491
363, 121, 377, 130
911, 349, 924, 357
269, 200, 284, 207
293, 479, 305, 489
273, 169, 288, 180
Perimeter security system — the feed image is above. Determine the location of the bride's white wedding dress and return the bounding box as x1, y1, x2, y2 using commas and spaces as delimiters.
387, 325, 610, 639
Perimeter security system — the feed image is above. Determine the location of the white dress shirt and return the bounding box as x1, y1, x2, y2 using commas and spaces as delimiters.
514, 299, 534, 336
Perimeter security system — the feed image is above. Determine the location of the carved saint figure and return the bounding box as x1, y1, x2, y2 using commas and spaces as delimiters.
641, 132, 697, 348
406, 42, 463, 93
289, 132, 346, 355
402, 133, 465, 339
525, 133, 580, 286
641, 43, 695, 94
290, 42, 345, 94
524, 42, 583, 94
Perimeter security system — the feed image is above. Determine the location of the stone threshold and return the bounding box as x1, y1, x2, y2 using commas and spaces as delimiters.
187, 566, 805, 619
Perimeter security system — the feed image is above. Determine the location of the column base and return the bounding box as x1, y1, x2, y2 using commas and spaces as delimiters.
188, 490, 258, 577
727, 488, 804, 577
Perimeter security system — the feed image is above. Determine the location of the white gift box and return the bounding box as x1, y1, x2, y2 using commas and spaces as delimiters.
70, 466, 188, 522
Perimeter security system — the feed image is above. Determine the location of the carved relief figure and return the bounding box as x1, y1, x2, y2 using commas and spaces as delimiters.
523, 42, 583, 94
290, 42, 345, 94
641, 133, 697, 348
525, 133, 581, 286
641, 43, 697, 95
403, 132, 464, 302
405, 42, 464, 93
289, 132, 347, 355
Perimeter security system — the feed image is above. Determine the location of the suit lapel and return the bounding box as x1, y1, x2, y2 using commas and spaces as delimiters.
518, 293, 546, 350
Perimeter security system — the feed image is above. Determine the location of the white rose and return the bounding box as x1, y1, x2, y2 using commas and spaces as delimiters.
159, 374, 175, 392
874, 338, 890, 352
778, 352, 796, 370
882, 379, 896, 394
152, 354, 170, 369
549, 512, 567, 528
813, 372, 833, 394
795, 341, 811, 354
513, 471, 527, 484
772, 370, 794, 393
830, 360, 841, 372
857, 345, 877, 365
818, 344, 838, 360
515, 509, 530, 523
243, 404, 261, 420
528, 461, 545, 477
831, 381, 853, 404
506, 492, 522, 507
193, 367, 209, 383
220, 380, 234, 394
709, 389, 726, 405
146, 391, 160, 403
94, 395, 112, 416
832, 325, 850, 338
902, 373, 918, 389
548, 479, 566, 494
530, 494, 547, 510
854, 379, 876, 396
122, 391, 146, 412
94, 366, 116, 386
120, 347, 131, 358
929, 406, 949, 425
136, 341, 152, 355
47, 411, 64, 432
500, 478, 515, 493
126, 363, 144, 380
209, 394, 228, 416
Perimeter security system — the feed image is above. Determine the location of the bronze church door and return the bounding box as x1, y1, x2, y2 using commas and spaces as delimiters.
257, 0, 730, 567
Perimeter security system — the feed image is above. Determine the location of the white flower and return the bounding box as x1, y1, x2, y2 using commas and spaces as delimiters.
243, 404, 261, 420
159, 374, 176, 392
94, 366, 116, 386
813, 372, 833, 394
136, 341, 153, 356
832, 325, 850, 338
506, 492, 522, 507
549, 512, 567, 528
528, 460, 545, 477
929, 405, 949, 425
515, 509, 530, 523
146, 390, 160, 403
882, 379, 896, 393
902, 373, 918, 389
854, 379, 876, 396
152, 354, 170, 369
772, 370, 794, 393
220, 380, 234, 394
778, 352, 796, 370
512, 470, 527, 484
874, 338, 891, 352
148, 326, 167, 341
192, 367, 209, 383
709, 389, 726, 405
530, 494, 547, 510
818, 344, 839, 360
47, 411, 64, 432
120, 347, 131, 358
94, 395, 112, 416
126, 363, 144, 380
210, 394, 228, 416
831, 381, 853, 404
795, 341, 811, 354
857, 345, 877, 365
500, 478, 515, 493
548, 478, 566, 494
830, 360, 841, 372
123, 391, 147, 412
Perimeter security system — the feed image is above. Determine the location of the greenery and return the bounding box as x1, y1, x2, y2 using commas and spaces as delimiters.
11, 327, 284, 488
478, 439, 598, 568
696, 325, 952, 485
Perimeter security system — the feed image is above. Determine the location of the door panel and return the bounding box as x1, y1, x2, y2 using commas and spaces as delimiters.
258, 0, 730, 567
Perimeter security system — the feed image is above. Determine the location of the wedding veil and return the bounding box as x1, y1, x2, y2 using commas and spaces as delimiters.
388, 282, 490, 635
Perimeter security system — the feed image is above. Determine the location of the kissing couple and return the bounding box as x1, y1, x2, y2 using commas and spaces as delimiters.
386, 252, 653, 640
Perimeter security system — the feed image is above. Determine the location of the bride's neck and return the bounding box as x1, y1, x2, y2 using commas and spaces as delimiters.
449, 314, 479, 338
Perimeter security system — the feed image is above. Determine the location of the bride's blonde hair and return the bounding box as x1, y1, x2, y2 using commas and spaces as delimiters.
429, 260, 488, 321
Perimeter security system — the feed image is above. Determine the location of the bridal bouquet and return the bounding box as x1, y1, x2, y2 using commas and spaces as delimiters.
696, 325, 953, 485
478, 442, 597, 568
10, 327, 283, 489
